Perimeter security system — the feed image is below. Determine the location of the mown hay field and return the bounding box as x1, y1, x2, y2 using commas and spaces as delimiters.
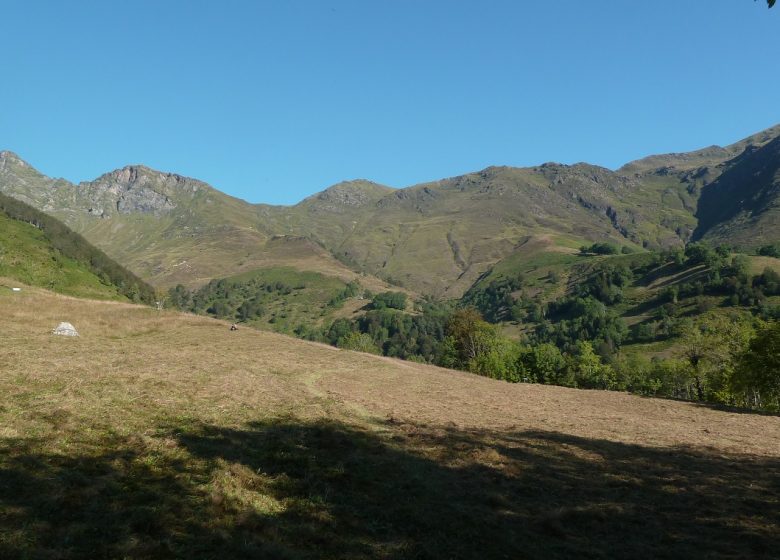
1, 282, 779, 559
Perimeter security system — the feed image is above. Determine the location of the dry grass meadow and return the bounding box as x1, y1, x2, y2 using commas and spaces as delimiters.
1, 281, 779, 559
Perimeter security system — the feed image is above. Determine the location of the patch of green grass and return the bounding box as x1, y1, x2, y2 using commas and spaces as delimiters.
0, 213, 124, 300
749, 255, 780, 275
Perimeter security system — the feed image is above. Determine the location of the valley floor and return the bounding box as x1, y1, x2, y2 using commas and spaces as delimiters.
1, 282, 779, 559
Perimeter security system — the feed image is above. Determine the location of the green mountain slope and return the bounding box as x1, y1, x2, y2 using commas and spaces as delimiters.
0, 212, 119, 299
617, 124, 780, 248
269, 123, 780, 295
0, 193, 153, 301
618, 124, 780, 175
278, 165, 641, 296
167, 265, 374, 337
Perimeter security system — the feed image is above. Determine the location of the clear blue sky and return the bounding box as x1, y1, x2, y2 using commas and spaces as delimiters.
1, 0, 778, 205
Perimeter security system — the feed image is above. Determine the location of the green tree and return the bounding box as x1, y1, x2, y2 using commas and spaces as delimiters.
757, 243, 780, 257
467, 330, 522, 382
207, 301, 231, 318
447, 308, 489, 364
571, 341, 616, 389
326, 318, 355, 344
523, 343, 568, 385
580, 242, 618, 255
731, 321, 780, 410
338, 332, 381, 354
677, 315, 754, 402
436, 336, 460, 369
685, 242, 719, 267
444, 308, 522, 380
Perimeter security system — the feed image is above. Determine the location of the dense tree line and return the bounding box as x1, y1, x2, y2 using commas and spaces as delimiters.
370, 291, 408, 310
323, 301, 779, 411
167, 276, 306, 320
0, 192, 155, 303
324, 299, 452, 362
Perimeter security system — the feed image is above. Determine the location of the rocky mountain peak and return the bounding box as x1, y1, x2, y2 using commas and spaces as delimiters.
78, 165, 192, 217
301, 179, 393, 212
0, 151, 26, 169
77, 164, 222, 217
90, 165, 207, 194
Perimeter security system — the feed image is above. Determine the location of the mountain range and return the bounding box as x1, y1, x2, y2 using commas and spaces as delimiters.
2, 123, 779, 297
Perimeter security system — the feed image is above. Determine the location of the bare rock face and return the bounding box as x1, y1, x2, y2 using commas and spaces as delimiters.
81, 166, 178, 216
0, 151, 25, 170
0, 156, 197, 220
52, 322, 79, 337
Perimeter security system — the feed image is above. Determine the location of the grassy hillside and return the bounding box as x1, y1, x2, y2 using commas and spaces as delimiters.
0, 193, 156, 304
274, 165, 651, 296
1, 285, 778, 558
0, 212, 126, 300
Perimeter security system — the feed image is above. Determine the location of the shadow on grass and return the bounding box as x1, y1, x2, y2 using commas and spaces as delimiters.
1, 418, 778, 559
624, 296, 665, 318
690, 400, 780, 417
635, 263, 708, 290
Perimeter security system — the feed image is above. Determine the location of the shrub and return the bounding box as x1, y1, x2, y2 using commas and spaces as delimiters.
338, 332, 381, 354
371, 291, 407, 310
580, 242, 619, 255
757, 244, 780, 258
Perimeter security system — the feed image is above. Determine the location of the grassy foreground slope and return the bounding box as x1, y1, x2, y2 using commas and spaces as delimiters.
1, 285, 779, 559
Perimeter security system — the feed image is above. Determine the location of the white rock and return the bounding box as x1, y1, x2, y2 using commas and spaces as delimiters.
52, 322, 79, 337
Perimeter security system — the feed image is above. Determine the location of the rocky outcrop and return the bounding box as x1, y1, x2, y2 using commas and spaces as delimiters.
0, 151, 24, 171
79, 166, 185, 217
299, 180, 393, 213
0, 157, 200, 218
